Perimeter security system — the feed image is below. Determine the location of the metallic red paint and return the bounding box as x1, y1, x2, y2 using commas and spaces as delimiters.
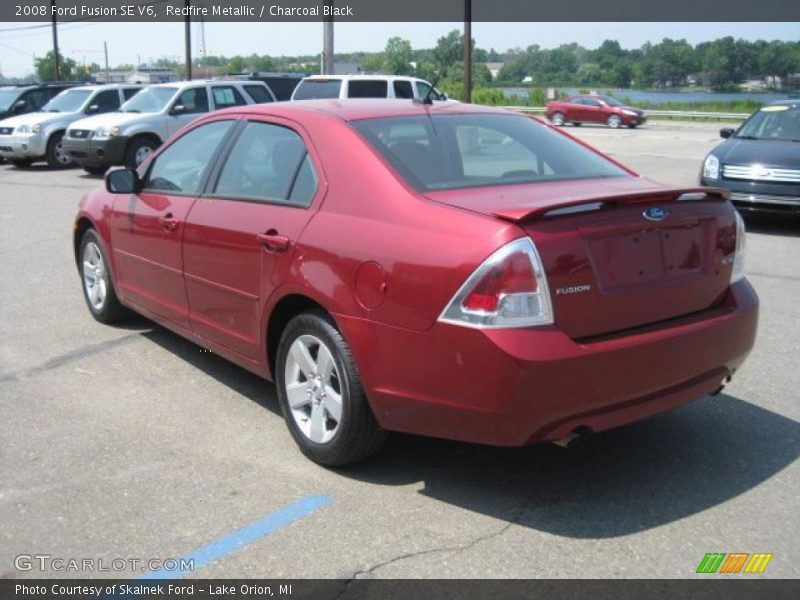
75, 100, 758, 447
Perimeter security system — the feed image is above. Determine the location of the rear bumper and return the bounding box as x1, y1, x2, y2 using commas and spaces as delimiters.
337, 279, 758, 446
64, 136, 127, 167
0, 134, 46, 160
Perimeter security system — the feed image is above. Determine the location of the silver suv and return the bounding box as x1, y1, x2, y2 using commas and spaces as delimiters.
65, 79, 275, 173
0, 84, 142, 168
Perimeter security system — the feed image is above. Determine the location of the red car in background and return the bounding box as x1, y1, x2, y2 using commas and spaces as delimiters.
546, 94, 648, 128
74, 100, 756, 466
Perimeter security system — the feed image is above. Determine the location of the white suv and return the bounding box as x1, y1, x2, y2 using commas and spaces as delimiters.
64, 79, 275, 172
291, 75, 447, 102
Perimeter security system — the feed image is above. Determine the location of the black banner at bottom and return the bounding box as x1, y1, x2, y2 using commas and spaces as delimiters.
2, 579, 799, 600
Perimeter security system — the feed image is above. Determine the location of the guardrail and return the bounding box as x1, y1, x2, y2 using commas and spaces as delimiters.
503, 105, 750, 120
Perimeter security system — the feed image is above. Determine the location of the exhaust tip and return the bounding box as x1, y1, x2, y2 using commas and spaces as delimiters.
552, 430, 583, 449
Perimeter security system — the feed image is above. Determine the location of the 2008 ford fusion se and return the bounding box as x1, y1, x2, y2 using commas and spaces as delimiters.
73, 99, 758, 466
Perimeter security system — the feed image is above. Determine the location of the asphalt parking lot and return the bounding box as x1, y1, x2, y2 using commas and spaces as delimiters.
1, 120, 798, 580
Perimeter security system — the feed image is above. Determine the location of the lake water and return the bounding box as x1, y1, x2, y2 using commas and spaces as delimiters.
502, 88, 796, 105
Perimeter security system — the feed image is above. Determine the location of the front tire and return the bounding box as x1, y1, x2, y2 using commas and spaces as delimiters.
83, 165, 107, 175
11, 159, 32, 168
79, 229, 127, 323
124, 137, 157, 168
275, 311, 387, 466
606, 114, 622, 129
549, 112, 565, 126
46, 132, 74, 168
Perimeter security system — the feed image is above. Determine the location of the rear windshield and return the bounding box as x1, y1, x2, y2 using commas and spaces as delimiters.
292, 80, 341, 100
351, 113, 627, 192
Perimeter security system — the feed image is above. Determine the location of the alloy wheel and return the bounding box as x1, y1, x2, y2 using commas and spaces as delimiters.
284, 334, 344, 444
82, 241, 107, 311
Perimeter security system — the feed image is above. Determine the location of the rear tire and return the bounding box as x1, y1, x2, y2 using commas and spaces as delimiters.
572, 122, 582, 126
46, 132, 74, 168
11, 159, 32, 168
606, 114, 622, 129
83, 165, 107, 176
628, 124, 638, 129
79, 229, 127, 324
275, 310, 388, 466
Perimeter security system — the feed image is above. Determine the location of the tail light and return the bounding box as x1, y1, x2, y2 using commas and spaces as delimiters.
438, 238, 553, 329
730, 211, 746, 284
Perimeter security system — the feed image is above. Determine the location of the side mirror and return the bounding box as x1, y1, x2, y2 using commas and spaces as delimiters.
86, 104, 100, 114
105, 167, 141, 194
13, 99, 26, 113
170, 104, 186, 115
441, 93, 448, 101
720, 128, 735, 139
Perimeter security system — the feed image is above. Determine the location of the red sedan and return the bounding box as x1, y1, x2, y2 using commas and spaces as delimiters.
74, 100, 757, 465
546, 94, 648, 128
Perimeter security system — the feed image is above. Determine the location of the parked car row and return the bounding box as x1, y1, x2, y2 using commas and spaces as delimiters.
0, 74, 446, 173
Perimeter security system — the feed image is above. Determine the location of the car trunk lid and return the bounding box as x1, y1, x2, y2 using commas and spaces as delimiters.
425, 178, 737, 339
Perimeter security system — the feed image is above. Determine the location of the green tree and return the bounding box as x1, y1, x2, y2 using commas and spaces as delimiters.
433, 30, 464, 71
361, 53, 384, 74
225, 55, 247, 74
384, 37, 413, 75
35, 51, 76, 82
251, 54, 275, 72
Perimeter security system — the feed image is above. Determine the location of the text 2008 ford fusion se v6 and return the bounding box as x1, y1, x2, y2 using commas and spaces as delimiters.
73, 100, 758, 466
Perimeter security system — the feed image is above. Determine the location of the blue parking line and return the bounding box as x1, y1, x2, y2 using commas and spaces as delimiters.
140, 494, 332, 579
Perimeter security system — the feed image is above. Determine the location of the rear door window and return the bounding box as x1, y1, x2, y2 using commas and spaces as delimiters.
211, 85, 247, 109
348, 80, 388, 98
123, 87, 141, 100
213, 121, 317, 207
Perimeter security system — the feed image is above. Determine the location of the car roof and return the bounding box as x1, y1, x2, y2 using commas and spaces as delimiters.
145, 80, 263, 89
301, 75, 424, 82
217, 98, 514, 122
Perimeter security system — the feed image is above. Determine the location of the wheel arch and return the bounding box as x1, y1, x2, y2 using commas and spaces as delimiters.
265, 293, 331, 380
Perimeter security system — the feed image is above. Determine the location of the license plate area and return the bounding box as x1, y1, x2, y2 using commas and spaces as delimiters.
586, 225, 704, 292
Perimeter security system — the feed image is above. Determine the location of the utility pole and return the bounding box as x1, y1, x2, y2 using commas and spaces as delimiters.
50, 0, 60, 81
184, 0, 192, 80
463, 0, 472, 102
104, 41, 109, 83
322, 1, 334, 75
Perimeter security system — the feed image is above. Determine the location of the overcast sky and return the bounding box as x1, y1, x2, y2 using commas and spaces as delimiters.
0, 21, 798, 77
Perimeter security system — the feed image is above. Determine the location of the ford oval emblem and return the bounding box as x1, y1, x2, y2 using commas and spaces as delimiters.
643, 207, 668, 221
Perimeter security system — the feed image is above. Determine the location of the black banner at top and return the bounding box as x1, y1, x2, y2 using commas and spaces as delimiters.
2, 0, 799, 22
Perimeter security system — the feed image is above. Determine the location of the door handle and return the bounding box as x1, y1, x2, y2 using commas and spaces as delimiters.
256, 230, 291, 252
159, 213, 180, 231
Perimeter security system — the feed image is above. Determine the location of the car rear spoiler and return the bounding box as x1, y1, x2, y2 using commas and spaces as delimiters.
491, 187, 730, 222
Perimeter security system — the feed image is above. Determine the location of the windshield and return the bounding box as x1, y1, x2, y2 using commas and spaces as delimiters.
736, 105, 800, 142
352, 113, 627, 192
121, 87, 177, 113
42, 89, 92, 113
598, 95, 624, 107
0, 89, 22, 112
292, 80, 341, 100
